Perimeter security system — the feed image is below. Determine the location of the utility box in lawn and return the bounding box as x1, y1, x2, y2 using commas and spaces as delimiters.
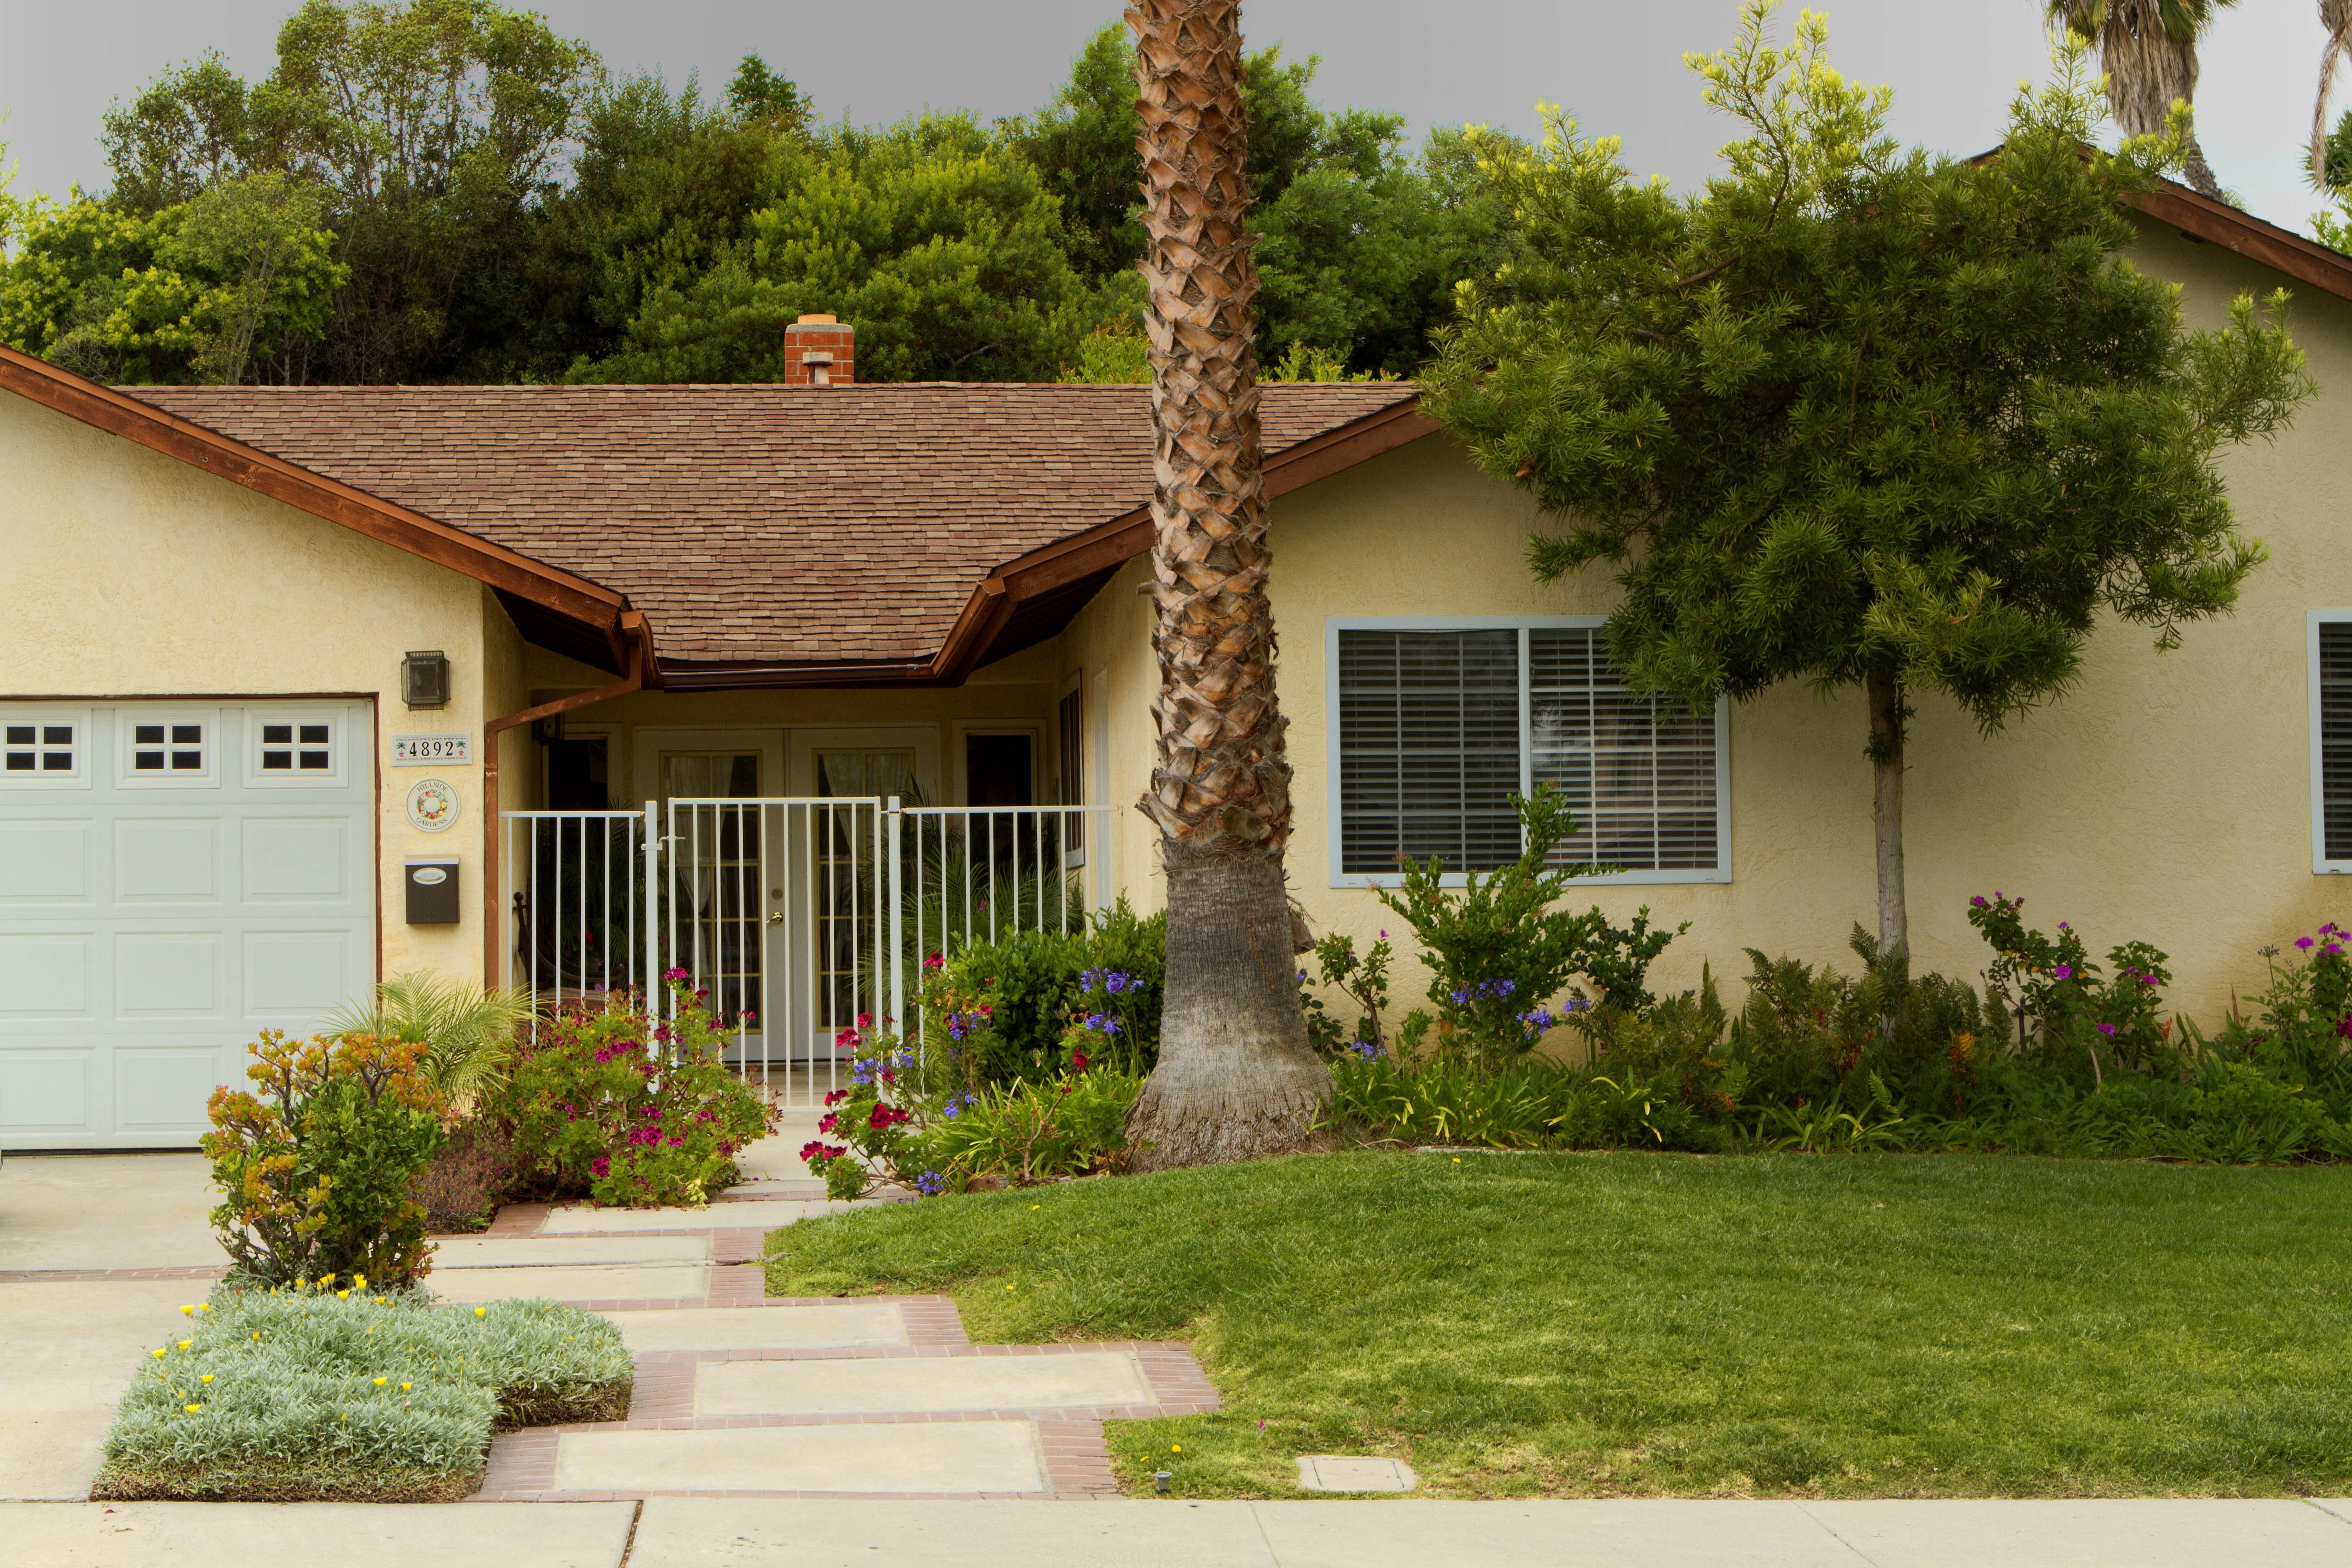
405, 858, 460, 924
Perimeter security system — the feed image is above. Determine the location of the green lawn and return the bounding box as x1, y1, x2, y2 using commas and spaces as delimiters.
764, 1151, 2352, 1499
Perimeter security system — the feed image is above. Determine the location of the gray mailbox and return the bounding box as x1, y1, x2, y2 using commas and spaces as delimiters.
405, 858, 461, 925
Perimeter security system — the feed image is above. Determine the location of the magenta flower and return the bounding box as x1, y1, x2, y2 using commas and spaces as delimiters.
2052, 965, 2073, 980
2096, 1023, 2117, 1036
2297, 937, 2315, 951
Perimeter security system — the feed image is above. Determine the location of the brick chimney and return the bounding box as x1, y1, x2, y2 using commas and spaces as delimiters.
784, 314, 854, 387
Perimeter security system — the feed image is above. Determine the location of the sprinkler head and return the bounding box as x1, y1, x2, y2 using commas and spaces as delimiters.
1154, 1470, 1172, 1494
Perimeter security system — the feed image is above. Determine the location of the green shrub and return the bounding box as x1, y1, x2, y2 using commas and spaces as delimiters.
802, 1021, 1142, 1196
916, 899, 1166, 1089
93, 1286, 630, 1502
320, 970, 534, 1106
204, 1032, 446, 1287
489, 977, 777, 1206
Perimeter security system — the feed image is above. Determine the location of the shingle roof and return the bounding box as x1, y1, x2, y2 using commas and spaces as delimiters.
124, 381, 1418, 668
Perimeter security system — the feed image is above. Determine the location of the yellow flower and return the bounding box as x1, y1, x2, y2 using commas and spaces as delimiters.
180, 1304, 194, 1316
1031, 1204, 1040, 1210
195, 1303, 207, 1313
251, 1333, 261, 1343
373, 1377, 387, 1387
337, 1290, 350, 1300
200, 1374, 214, 1385
400, 1382, 412, 1392
354, 1274, 368, 1289
152, 1349, 167, 1359
183, 1403, 202, 1414
176, 1340, 191, 1351
1452, 1158, 1461, 1164
474, 1307, 486, 1318
1171, 1444, 1181, 1453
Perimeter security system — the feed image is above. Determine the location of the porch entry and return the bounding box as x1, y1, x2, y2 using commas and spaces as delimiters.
495, 791, 1113, 1107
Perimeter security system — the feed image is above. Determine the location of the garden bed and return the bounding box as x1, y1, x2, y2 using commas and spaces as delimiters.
766, 1149, 2352, 1499
91, 1286, 632, 1503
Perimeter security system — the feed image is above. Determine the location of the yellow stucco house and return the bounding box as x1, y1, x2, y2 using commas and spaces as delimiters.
5, 181, 2351, 1149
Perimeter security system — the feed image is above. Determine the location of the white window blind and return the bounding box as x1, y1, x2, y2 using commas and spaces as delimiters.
2314, 617, 2352, 867
1332, 620, 1728, 883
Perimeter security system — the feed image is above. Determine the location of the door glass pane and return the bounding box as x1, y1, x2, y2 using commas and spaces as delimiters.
663, 753, 763, 1025
811, 751, 909, 1028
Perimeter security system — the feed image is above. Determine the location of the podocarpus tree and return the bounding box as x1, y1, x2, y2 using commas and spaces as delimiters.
1422, 4, 2311, 958
1122, 0, 1332, 1168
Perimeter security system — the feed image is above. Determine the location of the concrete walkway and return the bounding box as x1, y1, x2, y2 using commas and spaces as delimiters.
8, 1497, 2352, 1566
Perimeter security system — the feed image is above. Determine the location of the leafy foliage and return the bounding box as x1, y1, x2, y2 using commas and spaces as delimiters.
203, 1031, 446, 1287
487, 978, 777, 1207
95, 1288, 629, 1501
915, 899, 1167, 1089
320, 969, 533, 1104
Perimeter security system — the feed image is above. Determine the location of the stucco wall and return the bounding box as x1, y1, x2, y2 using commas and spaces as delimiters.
0, 390, 501, 988
1058, 224, 2352, 1026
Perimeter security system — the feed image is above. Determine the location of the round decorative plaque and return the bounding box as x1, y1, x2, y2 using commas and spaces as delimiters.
406, 776, 461, 833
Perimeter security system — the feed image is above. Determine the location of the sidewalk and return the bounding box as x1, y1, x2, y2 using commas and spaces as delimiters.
7, 1496, 2351, 1566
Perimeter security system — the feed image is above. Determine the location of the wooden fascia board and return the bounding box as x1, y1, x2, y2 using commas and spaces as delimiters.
929, 396, 1441, 681
0, 346, 628, 634
2130, 184, 2352, 302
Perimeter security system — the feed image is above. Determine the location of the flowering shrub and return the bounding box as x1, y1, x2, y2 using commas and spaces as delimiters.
1374, 785, 1682, 1064
1968, 894, 2177, 1078
2197, 926, 2352, 1103
1301, 931, 1393, 1059
802, 1016, 1139, 1196
204, 1032, 447, 1287
489, 975, 777, 1207
915, 899, 1166, 1088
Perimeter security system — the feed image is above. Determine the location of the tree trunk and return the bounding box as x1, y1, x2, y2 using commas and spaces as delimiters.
1867, 670, 1908, 960
2100, 0, 2223, 199
1122, 0, 1330, 1170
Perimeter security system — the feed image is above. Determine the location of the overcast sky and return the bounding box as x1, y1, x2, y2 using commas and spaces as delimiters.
0, 0, 2338, 236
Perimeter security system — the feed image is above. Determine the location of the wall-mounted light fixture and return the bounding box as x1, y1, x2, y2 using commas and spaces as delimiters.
529, 712, 565, 746
402, 650, 450, 709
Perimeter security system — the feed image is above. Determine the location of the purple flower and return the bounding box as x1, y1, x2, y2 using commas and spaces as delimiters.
2096, 1023, 2117, 1036
2052, 965, 2073, 980
915, 1172, 945, 1197
2297, 937, 2316, 951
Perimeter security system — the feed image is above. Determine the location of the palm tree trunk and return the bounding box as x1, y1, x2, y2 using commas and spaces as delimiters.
2099, 0, 2223, 199
1122, 0, 1330, 1169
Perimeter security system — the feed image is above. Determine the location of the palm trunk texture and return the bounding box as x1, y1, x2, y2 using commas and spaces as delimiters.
2098, 0, 2222, 199
1122, 0, 1331, 1170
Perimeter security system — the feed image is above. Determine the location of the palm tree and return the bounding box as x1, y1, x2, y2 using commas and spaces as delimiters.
1120, 0, 1330, 1168
2314, 0, 2352, 190
321, 971, 534, 1107
2046, 0, 2237, 199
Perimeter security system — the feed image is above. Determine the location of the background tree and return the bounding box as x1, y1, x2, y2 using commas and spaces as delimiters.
2044, 0, 2235, 199
1423, 4, 2310, 956
1122, 0, 1330, 1169
2312, 0, 2352, 212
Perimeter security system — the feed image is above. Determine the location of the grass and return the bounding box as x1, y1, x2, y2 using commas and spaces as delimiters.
764, 1150, 2352, 1499
92, 1286, 632, 1502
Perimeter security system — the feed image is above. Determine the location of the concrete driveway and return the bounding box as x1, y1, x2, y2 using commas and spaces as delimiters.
0, 1152, 223, 1499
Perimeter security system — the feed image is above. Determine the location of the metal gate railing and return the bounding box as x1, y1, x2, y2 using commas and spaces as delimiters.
498, 810, 651, 1014
498, 797, 1115, 1107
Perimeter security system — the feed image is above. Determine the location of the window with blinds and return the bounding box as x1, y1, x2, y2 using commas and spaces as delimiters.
2316, 619, 2352, 864
1333, 622, 1727, 882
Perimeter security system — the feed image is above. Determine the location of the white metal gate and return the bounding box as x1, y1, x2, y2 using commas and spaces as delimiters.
499, 798, 1112, 1107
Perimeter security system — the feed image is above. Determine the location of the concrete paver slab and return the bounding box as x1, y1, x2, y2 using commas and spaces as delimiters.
1295, 1455, 1417, 1492
0, 1154, 220, 1271
1253, 1500, 1858, 1567
553, 1420, 1046, 1494
627, 1497, 1277, 1567
696, 1350, 1153, 1415
0, 1500, 636, 1567
2313, 1498, 2352, 1525
539, 1200, 861, 1232
432, 1235, 710, 1268
1803, 1498, 2352, 1567
0, 1280, 195, 1500
607, 1302, 906, 1353
427, 1263, 707, 1304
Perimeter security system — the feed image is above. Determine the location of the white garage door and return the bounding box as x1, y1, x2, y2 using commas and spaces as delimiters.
0, 701, 376, 1149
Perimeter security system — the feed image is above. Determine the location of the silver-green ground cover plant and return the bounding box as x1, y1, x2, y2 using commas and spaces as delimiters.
93, 1280, 632, 1501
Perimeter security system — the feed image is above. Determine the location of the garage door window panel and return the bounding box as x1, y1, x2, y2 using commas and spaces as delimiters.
248, 712, 346, 786
118, 710, 218, 788
1, 708, 89, 788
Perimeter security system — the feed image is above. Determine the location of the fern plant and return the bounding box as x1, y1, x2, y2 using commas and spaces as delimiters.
320, 972, 534, 1106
